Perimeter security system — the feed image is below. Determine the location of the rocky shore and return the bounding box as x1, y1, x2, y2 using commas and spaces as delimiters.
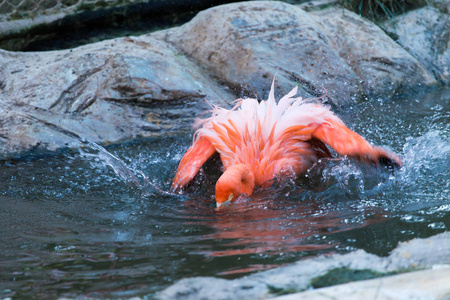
0, 1, 448, 160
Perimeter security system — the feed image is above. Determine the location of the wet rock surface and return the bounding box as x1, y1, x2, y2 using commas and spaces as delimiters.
274, 266, 450, 300
156, 231, 450, 299
309, 7, 438, 97
0, 36, 233, 159
0, 1, 446, 158
161, 1, 360, 104
382, 6, 450, 85
162, 1, 439, 103
0, 0, 244, 51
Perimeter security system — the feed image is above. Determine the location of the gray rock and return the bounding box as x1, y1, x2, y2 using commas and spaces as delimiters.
274, 266, 450, 300
157, 277, 270, 300
309, 7, 438, 96
162, 1, 438, 104
162, 1, 361, 104
382, 6, 450, 84
0, 35, 233, 159
0, 0, 243, 51
156, 231, 450, 300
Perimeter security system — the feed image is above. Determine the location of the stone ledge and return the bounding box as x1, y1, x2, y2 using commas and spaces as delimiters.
274, 266, 450, 300
156, 231, 450, 299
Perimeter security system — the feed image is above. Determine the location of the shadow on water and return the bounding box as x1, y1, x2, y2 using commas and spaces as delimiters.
0, 87, 449, 298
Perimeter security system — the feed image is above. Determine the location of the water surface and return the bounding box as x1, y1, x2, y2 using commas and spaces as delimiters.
0, 87, 449, 298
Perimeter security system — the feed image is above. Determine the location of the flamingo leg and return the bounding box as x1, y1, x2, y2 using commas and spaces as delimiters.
171, 137, 217, 192
312, 119, 402, 168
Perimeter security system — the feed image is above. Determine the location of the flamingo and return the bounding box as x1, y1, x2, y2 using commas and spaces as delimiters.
171, 81, 402, 207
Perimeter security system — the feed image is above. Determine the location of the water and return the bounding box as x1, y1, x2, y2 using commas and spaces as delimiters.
0, 87, 449, 298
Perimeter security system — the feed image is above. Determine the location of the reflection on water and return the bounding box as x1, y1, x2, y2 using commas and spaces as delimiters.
0, 88, 449, 298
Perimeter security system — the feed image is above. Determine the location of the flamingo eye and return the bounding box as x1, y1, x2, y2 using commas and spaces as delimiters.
227, 193, 234, 201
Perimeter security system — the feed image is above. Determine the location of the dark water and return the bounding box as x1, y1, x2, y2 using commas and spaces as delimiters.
1, 88, 449, 298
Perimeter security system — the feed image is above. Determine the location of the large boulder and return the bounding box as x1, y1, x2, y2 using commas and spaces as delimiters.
382, 6, 449, 84
0, 36, 234, 159
161, 1, 360, 104
160, 1, 438, 103
309, 6, 438, 96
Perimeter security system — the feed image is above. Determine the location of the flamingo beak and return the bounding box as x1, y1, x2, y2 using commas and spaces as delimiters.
216, 193, 234, 208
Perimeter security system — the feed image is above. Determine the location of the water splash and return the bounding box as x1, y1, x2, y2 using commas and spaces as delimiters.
395, 130, 450, 211
401, 130, 450, 180
79, 140, 171, 197
19, 112, 174, 198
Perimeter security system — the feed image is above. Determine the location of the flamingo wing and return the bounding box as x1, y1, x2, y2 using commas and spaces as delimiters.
312, 119, 402, 168
308, 138, 332, 160
171, 137, 217, 192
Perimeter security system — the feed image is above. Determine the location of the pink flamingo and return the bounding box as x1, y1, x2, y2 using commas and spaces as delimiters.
171, 81, 402, 207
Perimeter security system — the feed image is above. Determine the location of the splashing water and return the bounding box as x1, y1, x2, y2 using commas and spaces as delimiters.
402, 131, 450, 181
0, 87, 449, 298
397, 131, 450, 211
79, 140, 171, 197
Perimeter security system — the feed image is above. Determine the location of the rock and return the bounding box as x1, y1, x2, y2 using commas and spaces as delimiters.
309, 7, 438, 96
162, 1, 361, 104
157, 277, 270, 300
161, 1, 438, 104
382, 6, 450, 84
156, 231, 450, 299
273, 266, 450, 300
0, 0, 243, 51
156, 250, 386, 300
0, 36, 234, 159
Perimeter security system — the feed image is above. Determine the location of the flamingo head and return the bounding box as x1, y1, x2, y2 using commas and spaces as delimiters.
215, 164, 255, 207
